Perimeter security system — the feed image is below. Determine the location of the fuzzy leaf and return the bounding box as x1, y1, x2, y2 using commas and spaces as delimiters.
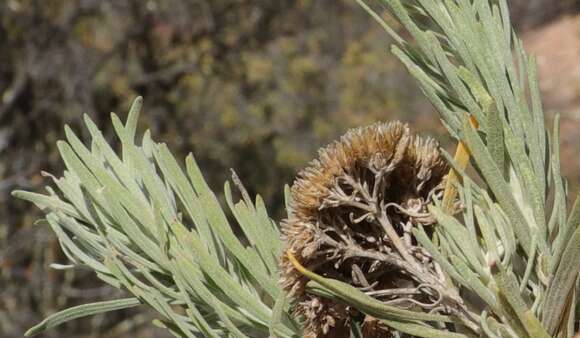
25, 298, 141, 337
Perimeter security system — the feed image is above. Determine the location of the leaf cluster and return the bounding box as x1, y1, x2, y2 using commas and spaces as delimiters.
14, 98, 299, 338
347, 0, 579, 336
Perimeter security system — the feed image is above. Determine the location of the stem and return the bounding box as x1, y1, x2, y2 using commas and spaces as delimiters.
376, 211, 416, 266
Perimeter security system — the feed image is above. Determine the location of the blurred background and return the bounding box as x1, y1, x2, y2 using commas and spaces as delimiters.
1, 1, 579, 337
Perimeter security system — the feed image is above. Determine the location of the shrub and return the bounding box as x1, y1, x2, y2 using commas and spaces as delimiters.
14, 1, 580, 337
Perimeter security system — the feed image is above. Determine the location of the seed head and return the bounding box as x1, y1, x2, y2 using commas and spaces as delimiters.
280, 121, 450, 336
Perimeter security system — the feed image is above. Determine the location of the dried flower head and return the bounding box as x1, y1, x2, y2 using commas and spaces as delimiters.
294, 296, 350, 338
280, 121, 461, 337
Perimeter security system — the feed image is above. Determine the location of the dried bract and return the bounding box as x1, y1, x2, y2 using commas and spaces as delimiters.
280, 121, 463, 337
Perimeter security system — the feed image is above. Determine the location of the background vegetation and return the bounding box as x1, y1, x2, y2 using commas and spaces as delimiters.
1, 1, 579, 337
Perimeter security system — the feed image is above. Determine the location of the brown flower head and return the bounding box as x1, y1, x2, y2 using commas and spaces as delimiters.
280, 121, 452, 337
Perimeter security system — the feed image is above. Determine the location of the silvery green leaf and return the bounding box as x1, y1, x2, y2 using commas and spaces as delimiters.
543, 203, 580, 335
25, 298, 141, 337
380, 319, 468, 338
